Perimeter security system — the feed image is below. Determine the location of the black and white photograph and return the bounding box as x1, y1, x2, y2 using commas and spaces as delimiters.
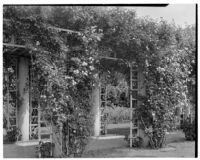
2, 3, 197, 158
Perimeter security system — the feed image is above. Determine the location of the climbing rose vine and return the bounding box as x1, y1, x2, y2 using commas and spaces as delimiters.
3, 6, 103, 157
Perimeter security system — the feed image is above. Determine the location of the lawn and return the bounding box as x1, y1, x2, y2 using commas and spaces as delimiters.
83, 123, 196, 158
83, 141, 195, 157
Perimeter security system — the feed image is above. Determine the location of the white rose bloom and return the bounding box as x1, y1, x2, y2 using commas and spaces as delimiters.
82, 62, 88, 66
89, 66, 95, 71
72, 80, 77, 86
73, 70, 79, 74
94, 74, 98, 78
82, 71, 88, 76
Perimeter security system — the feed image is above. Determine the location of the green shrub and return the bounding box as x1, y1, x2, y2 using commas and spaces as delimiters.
124, 135, 143, 148
6, 127, 21, 143
105, 106, 130, 124
37, 141, 55, 158
182, 118, 196, 141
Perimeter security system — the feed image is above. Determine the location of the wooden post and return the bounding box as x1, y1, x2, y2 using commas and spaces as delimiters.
18, 57, 30, 141
105, 86, 108, 135
130, 63, 133, 148
60, 123, 63, 156
6, 73, 10, 129
38, 98, 41, 158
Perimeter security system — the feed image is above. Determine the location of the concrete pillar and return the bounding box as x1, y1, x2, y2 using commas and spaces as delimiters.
18, 57, 30, 141
91, 83, 101, 136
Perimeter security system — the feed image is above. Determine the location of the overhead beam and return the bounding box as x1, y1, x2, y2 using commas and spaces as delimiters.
47, 26, 81, 34
3, 43, 26, 48
4, 18, 81, 34
3, 45, 127, 62
99, 56, 123, 61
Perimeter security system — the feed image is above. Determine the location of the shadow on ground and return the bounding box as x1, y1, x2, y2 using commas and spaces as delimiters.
83, 129, 195, 158
3, 144, 38, 158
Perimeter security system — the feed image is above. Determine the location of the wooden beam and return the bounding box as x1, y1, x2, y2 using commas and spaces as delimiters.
3, 43, 26, 48
47, 26, 81, 34
99, 56, 123, 61
129, 64, 133, 148
4, 18, 81, 34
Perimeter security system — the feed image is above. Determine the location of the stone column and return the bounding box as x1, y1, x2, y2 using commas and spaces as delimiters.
18, 57, 30, 141
91, 83, 101, 136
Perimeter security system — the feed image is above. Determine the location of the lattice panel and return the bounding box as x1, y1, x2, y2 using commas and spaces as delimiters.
31, 117, 39, 124
30, 126, 38, 139
9, 91, 17, 101
4, 56, 18, 129
100, 85, 108, 135
132, 91, 138, 99
129, 63, 139, 147
132, 80, 138, 89
32, 108, 38, 116
29, 67, 50, 140
132, 100, 138, 108
29, 67, 39, 140
8, 102, 17, 116
9, 117, 16, 126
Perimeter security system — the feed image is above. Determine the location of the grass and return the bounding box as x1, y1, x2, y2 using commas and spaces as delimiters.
83, 129, 195, 158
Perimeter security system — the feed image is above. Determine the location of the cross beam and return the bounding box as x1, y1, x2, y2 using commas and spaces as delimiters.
3, 43, 26, 48
4, 18, 81, 34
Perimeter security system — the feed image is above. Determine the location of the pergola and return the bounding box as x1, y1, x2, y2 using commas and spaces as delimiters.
3, 19, 146, 156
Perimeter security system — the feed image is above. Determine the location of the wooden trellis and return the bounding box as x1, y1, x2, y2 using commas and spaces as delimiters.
129, 62, 139, 147
29, 65, 40, 140
100, 84, 108, 135
4, 56, 18, 129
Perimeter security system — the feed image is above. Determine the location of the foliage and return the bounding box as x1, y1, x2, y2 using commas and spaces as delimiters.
182, 118, 196, 141
100, 71, 130, 114
134, 22, 195, 148
4, 6, 102, 156
5, 127, 21, 143
105, 72, 129, 108
37, 141, 55, 158
89, 8, 195, 148
124, 135, 143, 148
105, 106, 130, 124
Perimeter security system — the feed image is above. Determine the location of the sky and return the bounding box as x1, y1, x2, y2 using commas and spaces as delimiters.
131, 4, 196, 27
